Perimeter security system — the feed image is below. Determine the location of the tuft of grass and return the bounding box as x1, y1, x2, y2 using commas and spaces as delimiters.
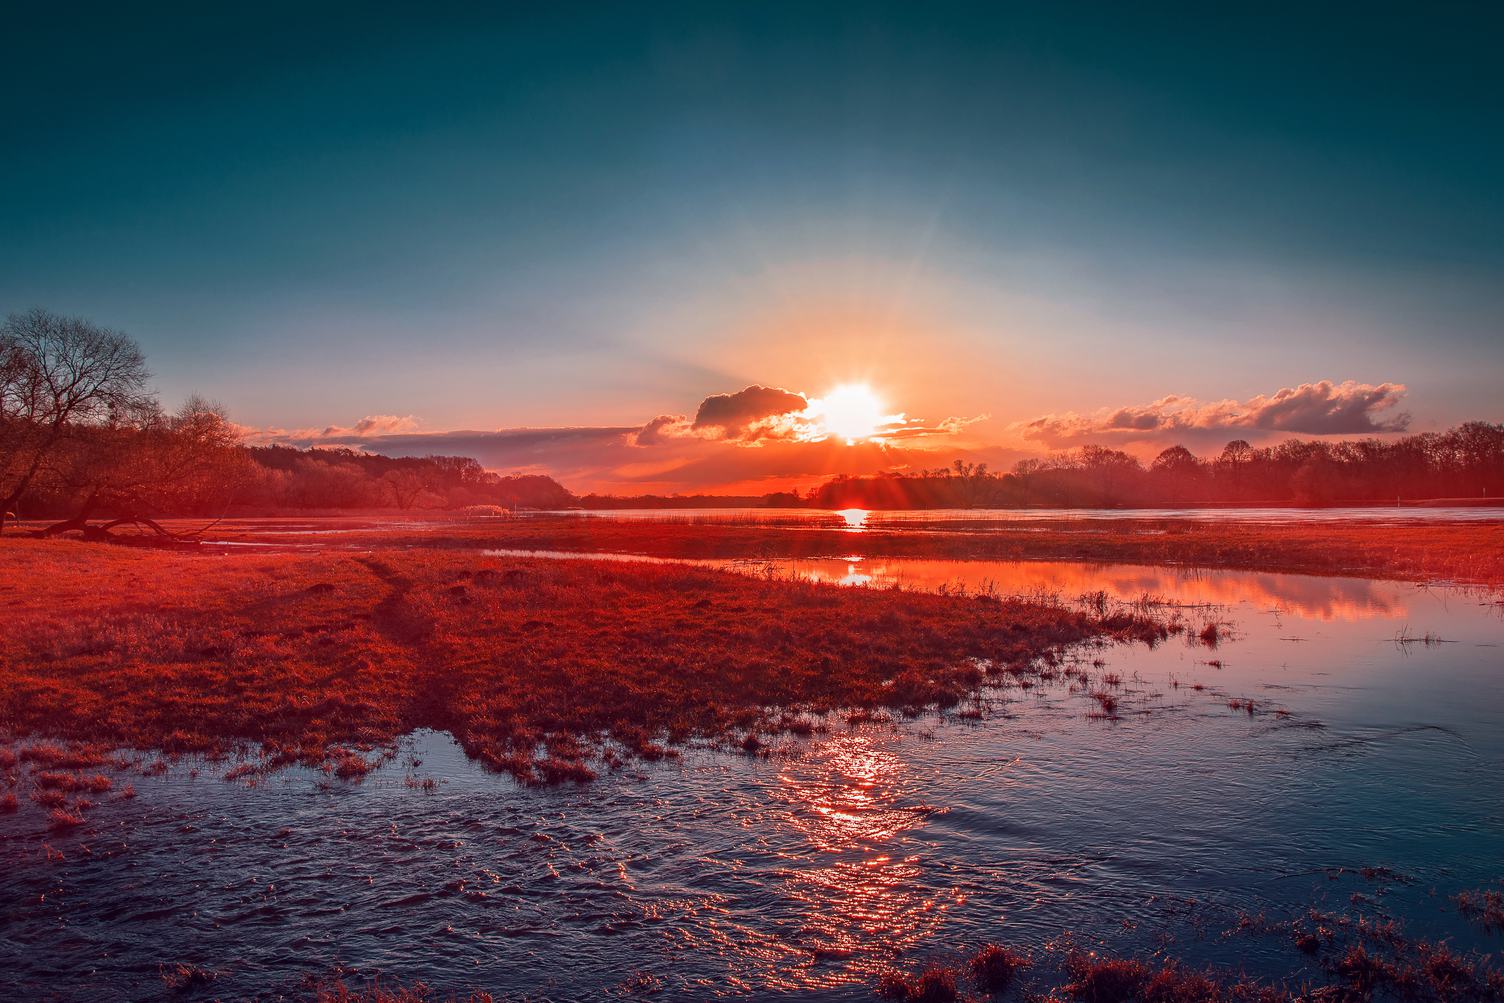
160, 963, 218, 992
877, 963, 959, 1003
48, 807, 86, 830
1063, 953, 1150, 1001
313, 979, 494, 1003
1456, 887, 1504, 932
969, 943, 1029, 992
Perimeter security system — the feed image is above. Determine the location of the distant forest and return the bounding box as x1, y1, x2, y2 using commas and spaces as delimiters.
5, 310, 1503, 538
798, 426, 1504, 510
234, 423, 1504, 513
241, 445, 575, 511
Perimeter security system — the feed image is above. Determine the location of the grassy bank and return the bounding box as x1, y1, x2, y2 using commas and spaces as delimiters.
0, 540, 1166, 795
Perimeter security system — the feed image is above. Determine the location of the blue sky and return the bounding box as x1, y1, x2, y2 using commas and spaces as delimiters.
4, 3, 1500, 489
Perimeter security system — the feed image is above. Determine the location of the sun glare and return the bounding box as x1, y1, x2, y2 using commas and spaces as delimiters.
809, 384, 889, 444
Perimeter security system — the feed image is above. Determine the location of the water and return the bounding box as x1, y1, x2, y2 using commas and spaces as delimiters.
2, 561, 1501, 1000
533, 505, 1504, 525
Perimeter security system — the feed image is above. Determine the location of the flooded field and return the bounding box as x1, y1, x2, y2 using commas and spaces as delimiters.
3, 557, 1500, 999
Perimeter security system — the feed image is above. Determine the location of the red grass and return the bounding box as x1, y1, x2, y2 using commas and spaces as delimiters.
969, 943, 1029, 991
32, 771, 111, 793
877, 964, 959, 1003
1089, 691, 1120, 716
19, 741, 108, 770
1457, 886, 1504, 932
48, 807, 85, 830
314, 980, 494, 1003
31, 788, 67, 809
329, 749, 374, 779
159, 963, 218, 992
0, 791, 16, 813
1063, 953, 1151, 1001
0, 541, 1168, 786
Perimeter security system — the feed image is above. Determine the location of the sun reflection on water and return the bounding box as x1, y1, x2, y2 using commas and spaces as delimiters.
835, 508, 870, 530
773, 733, 958, 986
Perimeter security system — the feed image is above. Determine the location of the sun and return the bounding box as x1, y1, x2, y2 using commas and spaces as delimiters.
808, 383, 889, 444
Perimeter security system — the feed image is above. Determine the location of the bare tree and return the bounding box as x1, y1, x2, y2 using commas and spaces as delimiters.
37, 396, 250, 539
381, 468, 428, 509
1, 309, 152, 533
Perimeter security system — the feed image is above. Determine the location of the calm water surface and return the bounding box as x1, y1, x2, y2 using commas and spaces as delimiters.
3, 560, 1501, 1000
534, 505, 1504, 525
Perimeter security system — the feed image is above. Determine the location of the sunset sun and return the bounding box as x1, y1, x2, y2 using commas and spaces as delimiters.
808, 383, 890, 444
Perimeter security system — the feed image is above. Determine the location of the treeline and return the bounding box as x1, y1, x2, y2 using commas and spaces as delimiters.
804, 429, 1504, 509
1, 309, 574, 536
241, 446, 574, 511
575, 492, 766, 509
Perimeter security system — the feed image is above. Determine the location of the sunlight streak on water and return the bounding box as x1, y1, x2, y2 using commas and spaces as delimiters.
771, 735, 954, 984
834, 508, 870, 530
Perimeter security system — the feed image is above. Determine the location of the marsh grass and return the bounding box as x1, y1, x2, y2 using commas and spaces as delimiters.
313, 978, 495, 1002
1457, 887, 1504, 932
879, 898, 1504, 1003
1395, 626, 1458, 648
0, 540, 1173, 797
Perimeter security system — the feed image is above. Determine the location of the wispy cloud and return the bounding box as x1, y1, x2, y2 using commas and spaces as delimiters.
240, 413, 423, 445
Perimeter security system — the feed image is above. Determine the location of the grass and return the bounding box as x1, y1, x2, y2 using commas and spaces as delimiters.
1234, 901, 1504, 1002
1457, 887, 1504, 933
878, 915, 1504, 1002
877, 964, 959, 1002
159, 963, 218, 992
969, 943, 1029, 991
0, 538, 1170, 794
314, 980, 494, 1003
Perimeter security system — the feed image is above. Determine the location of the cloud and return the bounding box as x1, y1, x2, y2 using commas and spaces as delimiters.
634, 414, 692, 446
879, 413, 990, 440
239, 382, 987, 494
240, 413, 422, 445
344, 414, 421, 436
1020, 380, 1410, 448
691, 385, 808, 439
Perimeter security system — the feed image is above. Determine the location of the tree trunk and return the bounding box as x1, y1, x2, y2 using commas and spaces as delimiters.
38, 512, 93, 538
36, 492, 100, 538
0, 489, 23, 535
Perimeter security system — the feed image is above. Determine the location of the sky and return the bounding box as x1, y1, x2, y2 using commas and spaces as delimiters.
4, 2, 1501, 493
